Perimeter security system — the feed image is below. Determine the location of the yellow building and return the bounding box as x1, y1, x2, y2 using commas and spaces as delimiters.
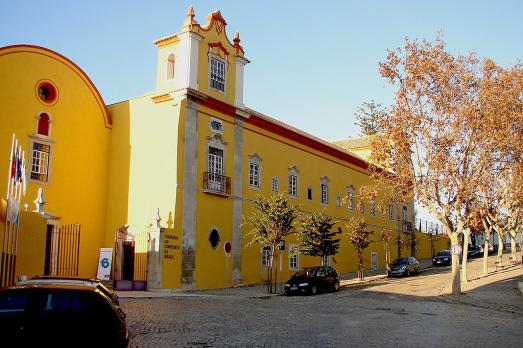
1, 8, 448, 290
0, 44, 112, 283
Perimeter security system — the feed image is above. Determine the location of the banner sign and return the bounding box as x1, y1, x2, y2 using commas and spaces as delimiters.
96, 248, 113, 280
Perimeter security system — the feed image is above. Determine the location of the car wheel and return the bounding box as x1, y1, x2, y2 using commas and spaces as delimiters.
311, 285, 318, 295
334, 282, 340, 292
406, 269, 411, 277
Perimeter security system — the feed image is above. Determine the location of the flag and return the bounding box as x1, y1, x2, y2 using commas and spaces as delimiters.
6, 195, 19, 224
15, 145, 22, 183
21, 153, 27, 196
9, 136, 16, 181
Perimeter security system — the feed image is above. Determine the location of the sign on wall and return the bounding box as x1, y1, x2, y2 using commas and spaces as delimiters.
96, 248, 113, 280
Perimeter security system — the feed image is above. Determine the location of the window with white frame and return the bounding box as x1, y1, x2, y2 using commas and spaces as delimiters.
336, 195, 341, 208
261, 247, 271, 268
209, 119, 223, 133
288, 244, 299, 270
370, 200, 376, 216
307, 187, 313, 200
271, 177, 279, 192
167, 54, 175, 80
210, 56, 226, 92
249, 163, 260, 187
320, 176, 329, 205
288, 175, 298, 197
31, 142, 51, 182
321, 184, 328, 204
359, 201, 365, 214
248, 153, 262, 189
347, 186, 355, 211
288, 167, 299, 198
371, 252, 378, 269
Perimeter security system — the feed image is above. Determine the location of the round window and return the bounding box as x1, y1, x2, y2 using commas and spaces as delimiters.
209, 228, 220, 249
36, 80, 58, 105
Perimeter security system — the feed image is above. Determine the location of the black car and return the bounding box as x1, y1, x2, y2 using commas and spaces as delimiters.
23, 275, 120, 305
432, 250, 451, 266
388, 257, 421, 277
0, 280, 128, 347
284, 266, 340, 295
467, 245, 484, 258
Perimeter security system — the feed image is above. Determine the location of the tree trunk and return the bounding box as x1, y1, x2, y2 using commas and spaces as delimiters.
385, 245, 390, 276
497, 231, 504, 266
411, 231, 416, 257
461, 230, 470, 282
510, 234, 516, 262
482, 235, 490, 276
358, 249, 364, 281
273, 251, 278, 294
450, 233, 461, 295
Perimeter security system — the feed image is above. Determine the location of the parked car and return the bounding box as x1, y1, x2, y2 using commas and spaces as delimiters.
23, 275, 120, 305
284, 266, 340, 295
0, 278, 128, 347
388, 257, 421, 277
467, 245, 484, 258
432, 250, 451, 266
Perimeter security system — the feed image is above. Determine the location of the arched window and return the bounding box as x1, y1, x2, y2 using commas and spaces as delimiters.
167, 54, 175, 80
37, 113, 50, 136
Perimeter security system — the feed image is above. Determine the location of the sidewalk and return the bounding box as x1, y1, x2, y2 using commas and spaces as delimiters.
117, 258, 435, 299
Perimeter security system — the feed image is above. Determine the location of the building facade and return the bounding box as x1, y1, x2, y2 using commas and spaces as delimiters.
1, 8, 448, 289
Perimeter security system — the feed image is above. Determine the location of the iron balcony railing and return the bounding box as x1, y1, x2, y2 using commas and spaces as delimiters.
203, 172, 231, 195
403, 220, 413, 232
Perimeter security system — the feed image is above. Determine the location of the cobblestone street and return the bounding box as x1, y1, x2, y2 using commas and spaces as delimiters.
120, 256, 523, 347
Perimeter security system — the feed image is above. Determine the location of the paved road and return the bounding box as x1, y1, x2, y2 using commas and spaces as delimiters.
121, 256, 523, 348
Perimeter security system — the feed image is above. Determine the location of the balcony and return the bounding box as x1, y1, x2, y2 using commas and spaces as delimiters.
403, 221, 413, 232
203, 172, 231, 196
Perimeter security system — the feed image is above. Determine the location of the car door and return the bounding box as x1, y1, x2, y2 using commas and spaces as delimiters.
325, 267, 337, 290
316, 267, 327, 291
407, 258, 414, 273
0, 289, 30, 342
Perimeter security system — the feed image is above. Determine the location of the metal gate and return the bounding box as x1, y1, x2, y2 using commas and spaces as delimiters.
44, 223, 81, 277
0, 221, 19, 287
113, 227, 150, 290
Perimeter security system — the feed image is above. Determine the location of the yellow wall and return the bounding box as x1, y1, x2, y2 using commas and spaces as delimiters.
15, 211, 48, 279
0, 46, 111, 278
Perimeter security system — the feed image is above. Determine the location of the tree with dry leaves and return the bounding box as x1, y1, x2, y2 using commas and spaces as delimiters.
243, 193, 299, 293
370, 36, 523, 294
354, 100, 387, 136
346, 217, 373, 280
380, 229, 395, 271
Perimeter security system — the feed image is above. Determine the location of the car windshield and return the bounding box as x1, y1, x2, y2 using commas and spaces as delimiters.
295, 268, 317, 277
437, 251, 450, 256
392, 258, 409, 266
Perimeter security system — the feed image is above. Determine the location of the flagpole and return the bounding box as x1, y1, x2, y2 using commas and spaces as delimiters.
5, 134, 15, 200
2, 134, 16, 286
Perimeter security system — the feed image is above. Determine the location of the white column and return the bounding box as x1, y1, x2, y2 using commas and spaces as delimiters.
234, 56, 249, 109
177, 31, 203, 91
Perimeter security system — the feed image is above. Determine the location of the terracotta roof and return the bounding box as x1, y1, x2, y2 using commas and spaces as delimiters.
332, 136, 372, 150
245, 107, 370, 170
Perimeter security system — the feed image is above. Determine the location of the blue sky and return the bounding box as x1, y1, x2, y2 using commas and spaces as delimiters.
2, 0, 522, 143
